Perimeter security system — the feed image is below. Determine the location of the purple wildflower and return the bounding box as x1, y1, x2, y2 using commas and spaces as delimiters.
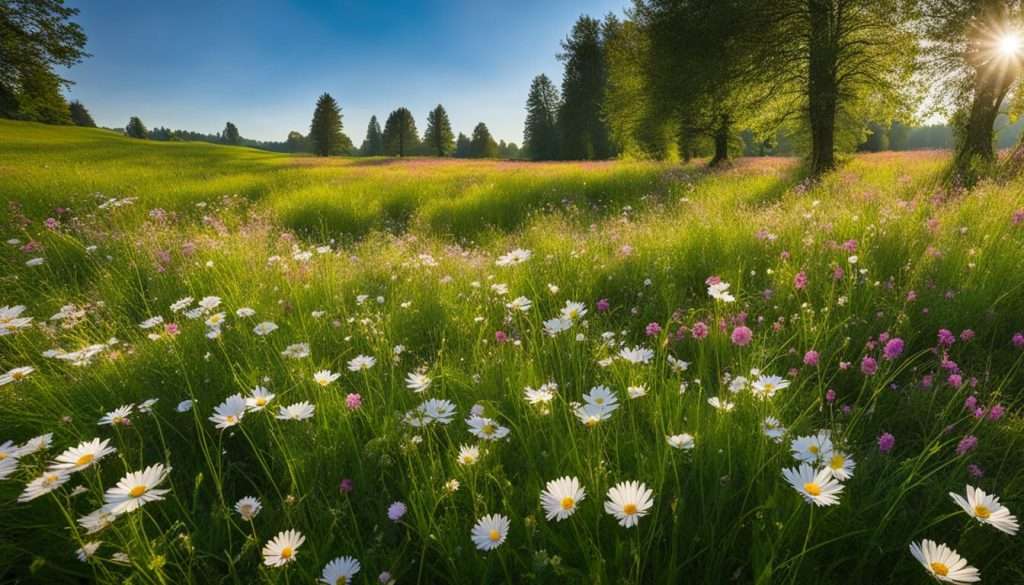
877, 432, 895, 453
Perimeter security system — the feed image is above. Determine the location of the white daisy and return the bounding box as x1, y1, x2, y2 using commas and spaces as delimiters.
751, 375, 789, 400
262, 529, 305, 567
667, 355, 690, 372
575, 402, 616, 427
313, 370, 340, 386
320, 556, 361, 584
707, 281, 735, 302
790, 431, 833, 463
666, 433, 695, 450
234, 496, 262, 521
76, 541, 101, 562
170, 297, 193, 313
18, 470, 70, 502
466, 416, 509, 441
457, 444, 480, 466
506, 296, 532, 312
50, 438, 116, 473
253, 321, 278, 336
246, 386, 275, 411
496, 248, 532, 266
540, 476, 585, 521
0, 305, 33, 335
209, 394, 247, 429
419, 399, 457, 425
604, 480, 654, 528
627, 384, 648, 399
197, 296, 221, 311
707, 396, 734, 412
138, 316, 164, 329
78, 508, 117, 534
560, 301, 587, 321
282, 343, 311, 359
618, 346, 654, 364
98, 404, 134, 426
543, 317, 573, 336
825, 451, 856, 481
471, 514, 510, 551
102, 463, 171, 515
0, 366, 35, 386
138, 398, 159, 413
18, 433, 52, 456
949, 485, 1019, 535
762, 417, 787, 442
236, 307, 256, 317
909, 539, 980, 584
405, 371, 432, 393
275, 401, 315, 421
176, 399, 194, 412
347, 355, 376, 371
782, 463, 843, 507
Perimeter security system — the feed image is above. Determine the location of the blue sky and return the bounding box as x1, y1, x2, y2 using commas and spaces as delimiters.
63, 0, 628, 144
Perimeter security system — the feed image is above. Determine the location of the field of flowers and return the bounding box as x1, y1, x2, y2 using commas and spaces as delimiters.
1, 120, 1023, 584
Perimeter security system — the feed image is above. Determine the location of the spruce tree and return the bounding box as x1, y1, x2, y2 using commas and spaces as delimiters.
382, 107, 419, 157
524, 74, 561, 160
454, 133, 472, 158
361, 115, 384, 155
309, 93, 344, 156
557, 15, 612, 160
424, 104, 455, 156
125, 116, 147, 139
68, 100, 95, 127
470, 122, 498, 158
222, 122, 240, 145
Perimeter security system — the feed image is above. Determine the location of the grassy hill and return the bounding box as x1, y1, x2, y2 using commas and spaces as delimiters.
1, 120, 1023, 583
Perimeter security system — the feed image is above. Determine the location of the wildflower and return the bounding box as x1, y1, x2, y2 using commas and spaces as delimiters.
0, 366, 34, 386
791, 432, 833, 463
313, 370, 340, 386
339, 478, 354, 493
262, 529, 305, 567
276, 401, 315, 421
98, 404, 134, 426
596, 298, 610, 312
955, 435, 978, 456
18, 433, 52, 455
543, 317, 572, 336
731, 326, 753, 346
235, 496, 262, 520
826, 452, 856, 481
937, 328, 956, 347
666, 433, 695, 450
467, 416, 509, 441
345, 393, 362, 410
909, 540, 980, 584
348, 355, 376, 371
209, 394, 247, 429
645, 322, 662, 336
457, 444, 480, 466
707, 396, 734, 412
803, 350, 819, 366
604, 481, 654, 528
762, 417, 786, 442
524, 383, 557, 408
387, 501, 407, 521
282, 343, 311, 359
782, 464, 843, 506
253, 321, 278, 336
794, 271, 808, 290
176, 399, 194, 412
560, 301, 587, 321
707, 282, 735, 303
877, 432, 895, 453
78, 508, 116, 534
246, 386, 275, 411
949, 485, 1018, 535
138, 316, 164, 329
320, 556, 360, 584
691, 321, 709, 339
471, 514, 510, 551
627, 384, 648, 399
236, 307, 256, 317
618, 346, 654, 364
860, 356, 878, 375
76, 541, 101, 562
50, 438, 116, 473
751, 375, 789, 400
496, 248, 531, 266
102, 463, 171, 515
18, 470, 71, 502
540, 476, 585, 521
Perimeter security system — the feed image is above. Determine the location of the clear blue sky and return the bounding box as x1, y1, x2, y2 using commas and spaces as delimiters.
63, 0, 628, 144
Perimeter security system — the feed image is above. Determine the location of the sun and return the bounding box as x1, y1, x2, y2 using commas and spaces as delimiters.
998, 31, 1023, 57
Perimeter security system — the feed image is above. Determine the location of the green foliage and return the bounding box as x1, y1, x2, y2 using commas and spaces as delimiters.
382, 107, 419, 157
309, 93, 347, 156
285, 130, 307, 153
469, 122, 498, 158
454, 132, 472, 158
222, 121, 240, 146
558, 15, 613, 159
68, 100, 95, 127
424, 104, 455, 156
524, 74, 561, 160
125, 116, 147, 139
361, 115, 384, 156
8, 65, 71, 124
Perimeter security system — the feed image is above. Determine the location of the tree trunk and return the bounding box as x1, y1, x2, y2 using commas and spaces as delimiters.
709, 114, 730, 167
955, 84, 1000, 167
807, 0, 837, 176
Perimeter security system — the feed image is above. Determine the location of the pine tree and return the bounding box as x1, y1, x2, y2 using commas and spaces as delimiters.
222, 122, 240, 145
286, 131, 307, 153
309, 93, 345, 156
424, 104, 455, 156
557, 15, 612, 160
360, 115, 384, 155
125, 116, 147, 139
524, 74, 561, 160
68, 100, 95, 127
470, 122, 498, 158
382, 107, 419, 157
454, 132, 472, 158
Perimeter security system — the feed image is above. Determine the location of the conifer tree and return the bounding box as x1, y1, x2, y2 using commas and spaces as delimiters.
382, 107, 419, 156
222, 122, 240, 145
524, 74, 561, 160
470, 122, 498, 158
309, 93, 345, 156
125, 116, 147, 139
424, 104, 455, 156
361, 115, 384, 155
68, 100, 95, 127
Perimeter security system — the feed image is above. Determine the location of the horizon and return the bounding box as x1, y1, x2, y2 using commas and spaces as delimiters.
61, 0, 628, 144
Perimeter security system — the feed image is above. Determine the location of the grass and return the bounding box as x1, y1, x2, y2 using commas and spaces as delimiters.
1, 121, 1023, 584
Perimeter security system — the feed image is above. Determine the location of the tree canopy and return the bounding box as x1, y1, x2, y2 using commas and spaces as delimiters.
524, 74, 561, 160
68, 100, 95, 127
424, 104, 455, 156
125, 116, 147, 139
222, 122, 240, 145
361, 115, 384, 156
470, 122, 499, 158
309, 93, 347, 156
383, 107, 419, 157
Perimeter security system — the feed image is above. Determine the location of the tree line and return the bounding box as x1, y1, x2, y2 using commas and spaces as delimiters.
522, 1, 1024, 183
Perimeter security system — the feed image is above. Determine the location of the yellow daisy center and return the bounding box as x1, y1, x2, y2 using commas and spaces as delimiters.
808, 445, 820, 455
482, 423, 496, 435
44, 474, 59, 485
11, 371, 25, 381
585, 418, 599, 428
76, 453, 94, 466
623, 503, 638, 515
829, 455, 845, 469
488, 529, 501, 542
335, 577, 348, 585
226, 415, 236, 423
255, 398, 266, 406
804, 483, 822, 496
280, 547, 293, 559
930, 562, 949, 577
0, 452, 6, 461
129, 485, 147, 498
560, 497, 575, 510
974, 505, 991, 519
594, 398, 605, 405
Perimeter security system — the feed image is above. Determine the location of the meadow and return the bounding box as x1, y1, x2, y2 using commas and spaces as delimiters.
1, 119, 1023, 583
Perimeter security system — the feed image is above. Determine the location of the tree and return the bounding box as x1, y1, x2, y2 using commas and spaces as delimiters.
222, 122, 241, 145
68, 100, 95, 127
558, 15, 613, 159
454, 132, 472, 157
524, 74, 561, 160
0, 0, 88, 122
285, 131, 307, 153
424, 104, 455, 156
309, 93, 346, 156
470, 122, 499, 158
920, 1, 1024, 181
360, 115, 383, 155
125, 116, 147, 139
382, 107, 419, 156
